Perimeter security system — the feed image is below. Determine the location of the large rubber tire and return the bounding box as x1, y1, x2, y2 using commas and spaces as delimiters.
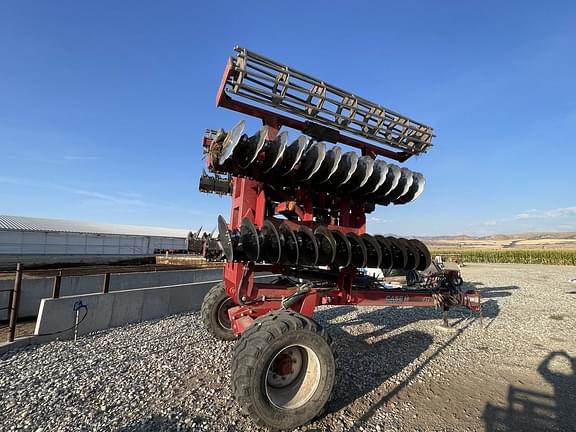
201, 282, 237, 341
231, 310, 335, 430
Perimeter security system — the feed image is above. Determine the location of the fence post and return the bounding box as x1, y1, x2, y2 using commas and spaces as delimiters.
102, 272, 111, 293
7, 263, 23, 342
52, 270, 62, 299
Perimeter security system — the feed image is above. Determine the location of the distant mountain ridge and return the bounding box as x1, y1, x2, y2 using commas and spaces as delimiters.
419, 232, 576, 250
420, 232, 576, 241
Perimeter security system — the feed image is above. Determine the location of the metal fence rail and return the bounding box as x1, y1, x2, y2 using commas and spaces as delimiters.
2, 263, 23, 342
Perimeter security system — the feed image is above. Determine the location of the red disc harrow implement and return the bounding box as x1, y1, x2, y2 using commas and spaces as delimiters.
198, 46, 481, 430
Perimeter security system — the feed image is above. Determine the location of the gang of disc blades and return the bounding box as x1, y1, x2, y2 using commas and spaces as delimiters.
296, 142, 327, 181
361, 233, 382, 268
385, 236, 408, 269
240, 218, 260, 262
279, 223, 299, 265
409, 173, 426, 203
330, 230, 352, 267
261, 219, 281, 263
397, 238, 420, 271
218, 120, 246, 166
409, 238, 432, 271
262, 131, 288, 174
328, 151, 359, 188
271, 135, 307, 176
235, 126, 268, 170
340, 156, 375, 192
356, 159, 389, 195
346, 232, 367, 268
217, 215, 234, 261
314, 225, 337, 265
311, 146, 342, 184
374, 235, 393, 269
296, 226, 319, 266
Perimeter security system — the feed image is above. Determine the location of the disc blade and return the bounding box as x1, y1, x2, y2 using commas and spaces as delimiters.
374, 235, 393, 269
378, 168, 414, 204
328, 151, 358, 187
346, 232, 367, 268
385, 236, 407, 269
393, 168, 415, 202
409, 239, 431, 271
240, 218, 260, 261
330, 230, 352, 267
296, 226, 319, 266
269, 135, 307, 177
314, 225, 337, 265
235, 126, 268, 169
361, 233, 381, 268
279, 223, 299, 265
356, 159, 389, 195
217, 215, 234, 261
371, 164, 401, 198
395, 172, 425, 204
218, 120, 246, 166
409, 173, 426, 202
311, 146, 342, 183
262, 131, 289, 174
397, 237, 420, 271
297, 142, 327, 181
261, 220, 281, 264
341, 156, 375, 192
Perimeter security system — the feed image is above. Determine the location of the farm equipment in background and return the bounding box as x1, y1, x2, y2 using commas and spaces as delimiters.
406, 259, 464, 288
198, 46, 481, 430
187, 228, 224, 261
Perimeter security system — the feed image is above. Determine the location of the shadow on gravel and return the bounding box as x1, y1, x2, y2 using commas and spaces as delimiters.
343, 316, 480, 431
325, 329, 433, 415
317, 280, 513, 339
473, 283, 520, 299
317, 298, 499, 342
117, 415, 207, 432
483, 351, 576, 432
313, 282, 506, 429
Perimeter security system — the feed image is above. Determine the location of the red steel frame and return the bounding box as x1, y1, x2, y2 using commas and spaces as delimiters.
207, 60, 480, 336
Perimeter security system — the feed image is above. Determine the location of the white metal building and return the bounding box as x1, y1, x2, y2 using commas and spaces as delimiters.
0, 215, 190, 255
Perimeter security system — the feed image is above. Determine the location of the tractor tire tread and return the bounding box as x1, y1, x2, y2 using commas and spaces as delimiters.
231, 309, 334, 429
201, 282, 237, 341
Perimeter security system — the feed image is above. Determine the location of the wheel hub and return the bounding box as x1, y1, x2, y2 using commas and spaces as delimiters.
216, 298, 233, 329
268, 347, 303, 387
264, 344, 321, 410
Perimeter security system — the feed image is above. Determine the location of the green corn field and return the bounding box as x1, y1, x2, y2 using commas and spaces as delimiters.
430, 249, 576, 266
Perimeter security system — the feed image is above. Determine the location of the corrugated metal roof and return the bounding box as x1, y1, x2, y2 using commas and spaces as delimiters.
0, 215, 192, 238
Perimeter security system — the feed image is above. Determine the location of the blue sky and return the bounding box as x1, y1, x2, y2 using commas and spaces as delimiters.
1, 1, 575, 236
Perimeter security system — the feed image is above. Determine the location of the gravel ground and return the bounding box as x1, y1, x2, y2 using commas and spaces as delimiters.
1, 263, 575, 432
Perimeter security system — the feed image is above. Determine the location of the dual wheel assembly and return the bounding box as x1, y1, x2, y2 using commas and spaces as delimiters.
201, 283, 335, 430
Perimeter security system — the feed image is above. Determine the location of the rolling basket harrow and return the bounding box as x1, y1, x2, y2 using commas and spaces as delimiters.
199, 47, 481, 430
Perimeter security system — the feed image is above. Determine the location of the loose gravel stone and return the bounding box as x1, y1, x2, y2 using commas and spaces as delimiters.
1, 263, 575, 431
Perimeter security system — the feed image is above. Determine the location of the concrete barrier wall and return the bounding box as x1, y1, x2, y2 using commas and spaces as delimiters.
0, 268, 223, 320
33, 274, 276, 340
